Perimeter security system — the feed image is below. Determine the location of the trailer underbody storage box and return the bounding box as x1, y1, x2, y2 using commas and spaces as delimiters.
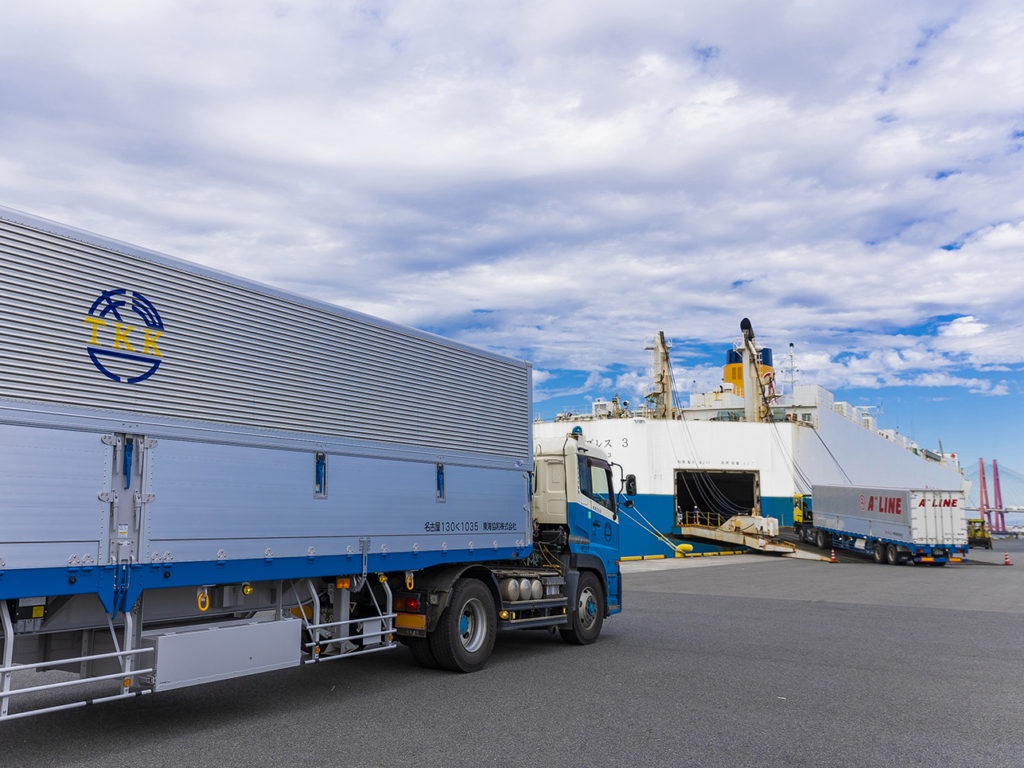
142, 617, 302, 692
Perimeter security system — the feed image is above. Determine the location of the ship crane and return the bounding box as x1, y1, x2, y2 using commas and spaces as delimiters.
739, 318, 777, 423
643, 331, 675, 419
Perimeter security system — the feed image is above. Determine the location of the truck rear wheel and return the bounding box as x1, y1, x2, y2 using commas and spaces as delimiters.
429, 578, 496, 673
886, 544, 899, 565
560, 571, 604, 645
873, 542, 885, 563
815, 529, 828, 550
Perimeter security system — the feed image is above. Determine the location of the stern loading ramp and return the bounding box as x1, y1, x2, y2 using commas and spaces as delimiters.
671, 468, 809, 558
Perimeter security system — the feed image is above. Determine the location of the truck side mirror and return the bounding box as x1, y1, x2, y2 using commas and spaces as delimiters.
625, 474, 637, 496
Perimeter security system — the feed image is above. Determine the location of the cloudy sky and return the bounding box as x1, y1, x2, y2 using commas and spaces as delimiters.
2, 1, 1022, 500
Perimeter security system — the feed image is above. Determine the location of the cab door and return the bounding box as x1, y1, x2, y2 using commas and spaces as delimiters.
570, 455, 621, 607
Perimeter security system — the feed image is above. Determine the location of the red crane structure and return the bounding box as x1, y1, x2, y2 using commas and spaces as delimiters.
977, 458, 1007, 533
993, 459, 1007, 533
978, 458, 991, 530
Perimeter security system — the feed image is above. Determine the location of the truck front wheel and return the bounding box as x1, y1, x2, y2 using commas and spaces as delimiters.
560, 571, 604, 645
429, 578, 496, 673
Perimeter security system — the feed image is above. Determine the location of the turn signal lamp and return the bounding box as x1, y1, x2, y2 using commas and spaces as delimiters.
499, 610, 509, 620
241, 582, 254, 596
336, 577, 351, 590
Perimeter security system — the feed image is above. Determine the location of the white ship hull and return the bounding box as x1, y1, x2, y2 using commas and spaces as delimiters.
534, 408, 965, 557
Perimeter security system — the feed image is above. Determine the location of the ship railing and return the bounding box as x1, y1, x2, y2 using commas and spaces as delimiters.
676, 510, 728, 529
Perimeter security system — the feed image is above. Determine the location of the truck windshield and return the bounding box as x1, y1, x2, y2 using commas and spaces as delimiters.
578, 456, 615, 512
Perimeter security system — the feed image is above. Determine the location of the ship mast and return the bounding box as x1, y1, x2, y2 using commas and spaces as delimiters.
740, 318, 768, 423
644, 331, 675, 419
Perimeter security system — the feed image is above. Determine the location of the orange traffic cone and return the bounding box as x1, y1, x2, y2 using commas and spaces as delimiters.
1004, 551, 1013, 566
830, 549, 837, 563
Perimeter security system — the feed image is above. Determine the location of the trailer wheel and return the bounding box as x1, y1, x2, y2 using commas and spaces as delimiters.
560, 571, 604, 645
405, 636, 440, 669
885, 544, 899, 565
815, 530, 828, 550
429, 578, 496, 673
873, 542, 885, 563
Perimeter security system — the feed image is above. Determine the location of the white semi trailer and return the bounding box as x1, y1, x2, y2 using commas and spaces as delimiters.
794, 484, 968, 565
0, 206, 632, 721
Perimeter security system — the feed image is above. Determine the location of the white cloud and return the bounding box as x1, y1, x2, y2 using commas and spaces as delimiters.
1, 0, 1023, 409
531, 369, 555, 386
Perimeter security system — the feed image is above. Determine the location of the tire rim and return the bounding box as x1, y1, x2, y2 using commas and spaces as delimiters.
577, 586, 598, 631
458, 597, 487, 653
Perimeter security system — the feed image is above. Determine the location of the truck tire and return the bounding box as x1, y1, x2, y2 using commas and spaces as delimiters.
559, 571, 604, 645
405, 636, 440, 669
429, 578, 496, 673
886, 543, 899, 565
815, 529, 828, 550
873, 542, 885, 564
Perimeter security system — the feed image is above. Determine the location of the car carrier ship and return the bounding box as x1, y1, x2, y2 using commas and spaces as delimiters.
534, 321, 968, 558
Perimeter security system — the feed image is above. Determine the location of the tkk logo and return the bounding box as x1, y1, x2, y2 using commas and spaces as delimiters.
83, 289, 165, 383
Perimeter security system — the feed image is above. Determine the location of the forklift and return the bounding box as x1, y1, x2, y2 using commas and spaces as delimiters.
966, 518, 993, 549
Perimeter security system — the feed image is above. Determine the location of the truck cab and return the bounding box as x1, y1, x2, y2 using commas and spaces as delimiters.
389, 429, 633, 674
793, 493, 814, 542
533, 430, 626, 614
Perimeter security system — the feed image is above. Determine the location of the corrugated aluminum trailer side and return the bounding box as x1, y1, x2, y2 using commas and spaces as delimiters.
0, 205, 530, 455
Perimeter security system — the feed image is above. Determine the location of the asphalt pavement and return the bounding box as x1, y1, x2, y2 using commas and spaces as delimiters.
3, 539, 1023, 768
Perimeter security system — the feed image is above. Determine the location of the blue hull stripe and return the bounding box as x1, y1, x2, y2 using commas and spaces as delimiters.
621, 493, 796, 557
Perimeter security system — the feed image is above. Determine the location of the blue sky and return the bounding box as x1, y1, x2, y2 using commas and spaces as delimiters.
1, 1, 1022, 505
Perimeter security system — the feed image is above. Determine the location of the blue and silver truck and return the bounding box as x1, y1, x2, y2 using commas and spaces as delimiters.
0, 205, 632, 721
794, 484, 968, 565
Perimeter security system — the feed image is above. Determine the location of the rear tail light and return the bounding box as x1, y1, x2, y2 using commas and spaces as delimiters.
396, 595, 421, 612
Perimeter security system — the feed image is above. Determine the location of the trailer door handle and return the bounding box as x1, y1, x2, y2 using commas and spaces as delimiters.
123, 438, 134, 490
